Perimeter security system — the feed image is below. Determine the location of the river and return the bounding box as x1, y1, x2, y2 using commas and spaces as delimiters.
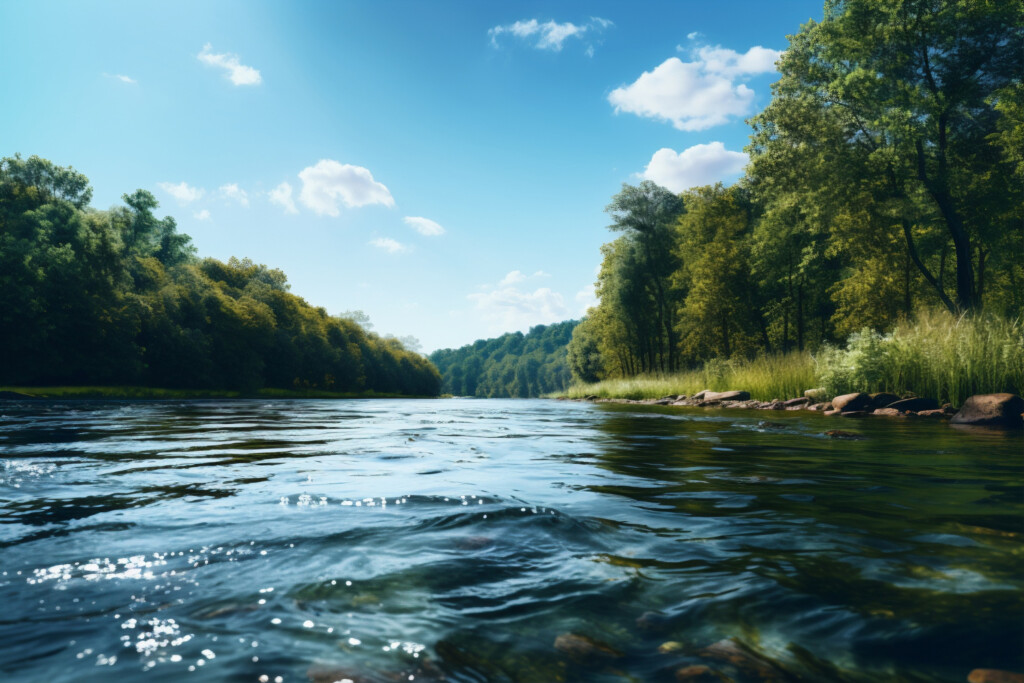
0, 398, 1021, 682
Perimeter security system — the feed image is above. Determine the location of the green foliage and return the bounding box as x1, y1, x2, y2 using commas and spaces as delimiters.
816, 310, 1024, 406
0, 155, 442, 396
430, 322, 578, 397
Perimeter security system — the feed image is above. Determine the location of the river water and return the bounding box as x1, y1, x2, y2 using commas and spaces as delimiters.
0, 398, 1021, 682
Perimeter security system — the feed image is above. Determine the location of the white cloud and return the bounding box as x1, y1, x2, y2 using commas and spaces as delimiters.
194, 209, 211, 221
686, 31, 703, 40
197, 43, 262, 86
298, 159, 395, 216
608, 44, 783, 131
488, 17, 611, 52
269, 182, 298, 214
641, 142, 748, 193
104, 73, 136, 84
369, 237, 408, 254
404, 216, 445, 236
157, 181, 205, 204
219, 183, 249, 207
499, 270, 527, 286
468, 286, 570, 335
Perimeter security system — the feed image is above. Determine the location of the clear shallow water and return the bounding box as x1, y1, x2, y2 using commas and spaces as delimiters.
0, 398, 1021, 683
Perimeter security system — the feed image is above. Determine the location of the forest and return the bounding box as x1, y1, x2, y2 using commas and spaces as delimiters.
0, 155, 441, 396
429, 321, 577, 397
568, 0, 1023, 385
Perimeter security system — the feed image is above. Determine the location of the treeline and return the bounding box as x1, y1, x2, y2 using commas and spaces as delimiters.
429, 321, 577, 397
0, 155, 441, 395
569, 0, 1023, 383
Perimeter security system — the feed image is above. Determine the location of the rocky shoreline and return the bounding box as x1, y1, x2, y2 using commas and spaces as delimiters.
568, 390, 1024, 429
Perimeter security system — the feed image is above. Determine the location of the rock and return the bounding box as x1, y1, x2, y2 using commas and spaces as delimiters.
691, 390, 710, 400
831, 392, 871, 412
699, 400, 722, 407
951, 394, 1024, 428
654, 399, 674, 405
783, 397, 809, 407
825, 430, 864, 440
698, 639, 792, 681
887, 397, 940, 412
636, 611, 673, 632
915, 409, 950, 419
661, 395, 680, 401
967, 669, 1024, 683
554, 633, 623, 661
840, 410, 869, 418
307, 666, 364, 683
804, 388, 827, 401
704, 390, 751, 402
658, 641, 686, 654
869, 392, 900, 409
823, 409, 840, 416
872, 408, 903, 417
584, 395, 598, 401
675, 665, 724, 681
806, 403, 827, 411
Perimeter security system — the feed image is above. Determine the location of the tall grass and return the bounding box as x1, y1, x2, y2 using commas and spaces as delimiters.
562, 311, 1024, 406
816, 310, 1024, 406
562, 351, 816, 401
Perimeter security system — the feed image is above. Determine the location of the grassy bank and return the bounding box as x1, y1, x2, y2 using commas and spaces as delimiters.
561, 312, 1024, 406
0, 386, 435, 400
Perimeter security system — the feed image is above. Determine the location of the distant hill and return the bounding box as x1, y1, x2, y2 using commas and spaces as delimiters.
429, 321, 578, 397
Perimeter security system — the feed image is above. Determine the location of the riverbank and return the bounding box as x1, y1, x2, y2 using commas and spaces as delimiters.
0, 386, 438, 400
561, 390, 1024, 429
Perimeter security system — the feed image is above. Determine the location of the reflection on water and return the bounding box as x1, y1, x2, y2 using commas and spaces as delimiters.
0, 398, 1021, 682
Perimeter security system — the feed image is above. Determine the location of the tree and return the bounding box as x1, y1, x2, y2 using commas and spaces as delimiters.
755, 0, 1024, 313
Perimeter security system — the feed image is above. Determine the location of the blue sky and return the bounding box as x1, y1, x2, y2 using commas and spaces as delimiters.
0, 0, 822, 352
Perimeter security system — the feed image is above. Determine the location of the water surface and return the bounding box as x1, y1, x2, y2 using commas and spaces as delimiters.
1, 399, 1021, 682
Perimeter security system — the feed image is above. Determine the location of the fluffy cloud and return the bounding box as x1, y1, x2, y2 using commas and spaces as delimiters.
404, 216, 445, 236
269, 182, 298, 214
498, 270, 550, 286
608, 44, 783, 130
468, 285, 570, 335
641, 142, 748, 193
157, 181, 204, 204
193, 209, 211, 221
197, 44, 262, 86
369, 237, 408, 254
489, 17, 611, 51
298, 160, 395, 216
219, 183, 249, 207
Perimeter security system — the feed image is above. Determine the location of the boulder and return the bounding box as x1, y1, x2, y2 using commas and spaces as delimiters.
804, 388, 827, 401
784, 397, 809, 407
872, 408, 903, 417
869, 392, 900, 409
704, 390, 751, 401
887, 397, 940, 412
554, 633, 623, 661
951, 394, 1024, 428
915, 409, 950, 419
967, 669, 1024, 683
831, 392, 871, 412
691, 390, 710, 401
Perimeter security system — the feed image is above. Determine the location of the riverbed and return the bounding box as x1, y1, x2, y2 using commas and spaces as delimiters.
0, 398, 1021, 682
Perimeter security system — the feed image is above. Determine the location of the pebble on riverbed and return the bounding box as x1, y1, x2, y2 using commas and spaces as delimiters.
554, 633, 623, 662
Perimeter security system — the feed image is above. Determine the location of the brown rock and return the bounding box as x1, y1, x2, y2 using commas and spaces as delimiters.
840, 410, 869, 417
691, 390, 710, 400
872, 408, 903, 417
806, 403, 827, 411
951, 394, 1024, 428
554, 633, 623, 661
698, 639, 791, 681
783, 397, 809, 407
887, 397, 940, 412
831, 392, 871, 412
825, 430, 864, 440
915, 409, 950, 419
675, 665, 725, 681
823, 409, 840, 416
967, 669, 1024, 683
869, 392, 900, 409
704, 390, 751, 401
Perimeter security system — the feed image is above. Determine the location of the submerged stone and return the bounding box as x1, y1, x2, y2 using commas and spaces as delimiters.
825, 430, 864, 440
967, 669, 1024, 683
554, 633, 623, 661
675, 664, 725, 681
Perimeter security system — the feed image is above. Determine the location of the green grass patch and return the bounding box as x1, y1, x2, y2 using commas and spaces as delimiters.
0, 386, 436, 400
560, 311, 1024, 406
